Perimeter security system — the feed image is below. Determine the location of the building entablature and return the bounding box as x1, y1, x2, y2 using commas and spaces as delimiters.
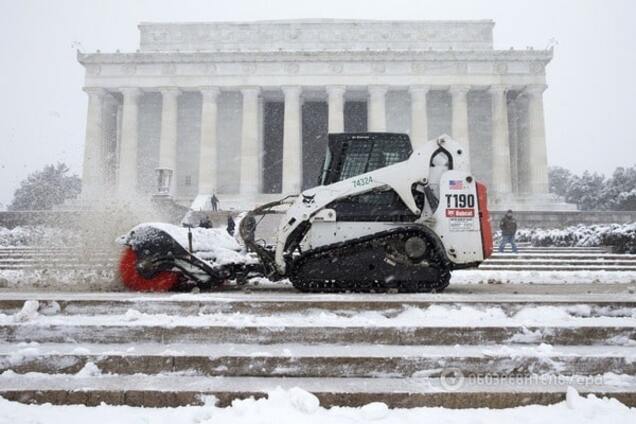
78, 49, 552, 65
78, 50, 551, 89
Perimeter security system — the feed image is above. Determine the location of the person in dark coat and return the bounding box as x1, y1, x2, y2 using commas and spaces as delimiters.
498, 209, 518, 253
226, 214, 236, 236
210, 194, 219, 212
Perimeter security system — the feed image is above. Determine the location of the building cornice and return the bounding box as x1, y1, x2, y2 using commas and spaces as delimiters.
78, 49, 553, 66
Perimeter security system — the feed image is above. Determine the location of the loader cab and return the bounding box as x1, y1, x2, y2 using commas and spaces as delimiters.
319, 133, 418, 222
319, 133, 412, 186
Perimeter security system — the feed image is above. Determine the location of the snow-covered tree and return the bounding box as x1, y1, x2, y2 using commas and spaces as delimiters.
548, 166, 573, 197
564, 171, 606, 210
603, 166, 636, 210
548, 165, 636, 211
8, 163, 81, 211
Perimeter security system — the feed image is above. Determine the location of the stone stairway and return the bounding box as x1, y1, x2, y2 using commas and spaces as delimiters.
0, 291, 634, 408
482, 243, 636, 271
0, 247, 117, 271
2, 243, 635, 273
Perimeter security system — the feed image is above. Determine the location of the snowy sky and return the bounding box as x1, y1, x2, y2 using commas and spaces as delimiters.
0, 0, 635, 209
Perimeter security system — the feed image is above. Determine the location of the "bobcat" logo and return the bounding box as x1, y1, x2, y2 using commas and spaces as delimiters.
302, 194, 316, 206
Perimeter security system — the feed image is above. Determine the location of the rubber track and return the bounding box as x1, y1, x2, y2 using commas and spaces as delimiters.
290, 230, 451, 293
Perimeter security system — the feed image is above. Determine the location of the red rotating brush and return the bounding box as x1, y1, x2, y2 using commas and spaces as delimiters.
118, 247, 178, 292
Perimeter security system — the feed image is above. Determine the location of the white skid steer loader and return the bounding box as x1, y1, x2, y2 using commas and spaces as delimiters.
117, 133, 493, 293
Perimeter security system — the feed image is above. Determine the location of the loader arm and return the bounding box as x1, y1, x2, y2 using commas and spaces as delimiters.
274, 136, 469, 274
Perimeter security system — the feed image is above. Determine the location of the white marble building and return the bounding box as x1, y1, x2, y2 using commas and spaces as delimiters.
78, 19, 565, 210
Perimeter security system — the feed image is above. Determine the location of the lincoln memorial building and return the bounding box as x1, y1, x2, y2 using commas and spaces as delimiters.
78, 19, 564, 210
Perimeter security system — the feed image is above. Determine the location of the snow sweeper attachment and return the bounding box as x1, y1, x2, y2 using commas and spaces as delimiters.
117, 133, 493, 293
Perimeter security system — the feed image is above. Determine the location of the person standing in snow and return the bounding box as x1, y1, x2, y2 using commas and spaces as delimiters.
210, 194, 219, 212
498, 209, 518, 253
226, 214, 236, 236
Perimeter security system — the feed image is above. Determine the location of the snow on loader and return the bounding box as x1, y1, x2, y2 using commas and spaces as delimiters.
118, 133, 493, 293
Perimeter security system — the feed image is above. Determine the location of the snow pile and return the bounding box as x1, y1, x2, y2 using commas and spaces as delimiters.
0, 226, 80, 247
75, 362, 102, 378
514, 223, 636, 253
286, 387, 320, 414
0, 387, 634, 424
12, 300, 40, 322
360, 402, 390, 420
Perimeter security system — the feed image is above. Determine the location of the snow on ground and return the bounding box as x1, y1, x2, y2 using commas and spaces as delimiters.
0, 387, 634, 424
451, 270, 636, 285
1, 268, 634, 292
1, 302, 634, 327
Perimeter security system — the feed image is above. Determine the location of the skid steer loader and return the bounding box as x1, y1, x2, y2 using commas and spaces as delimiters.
117, 133, 493, 293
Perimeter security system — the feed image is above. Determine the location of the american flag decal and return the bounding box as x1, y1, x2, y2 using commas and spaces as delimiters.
449, 180, 464, 190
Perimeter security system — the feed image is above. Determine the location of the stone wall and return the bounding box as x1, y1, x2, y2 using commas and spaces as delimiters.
138, 20, 495, 53
489, 210, 636, 229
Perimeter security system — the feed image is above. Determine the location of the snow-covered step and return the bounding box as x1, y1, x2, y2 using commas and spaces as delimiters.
1, 322, 633, 345
496, 249, 611, 253
0, 248, 107, 253
1, 292, 635, 315
1, 343, 634, 378
0, 257, 116, 262
1, 374, 635, 408
0, 258, 116, 264
0, 264, 116, 271
0, 247, 118, 272
490, 253, 636, 259
0, 254, 116, 259
494, 245, 606, 249
481, 262, 636, 267
495, 251, 614, 256
0, 248, 104, 251
494, 246, 607, 250
479, 265, 636, 271
0, 250, 116, 257
483, 261, 636, 267
0, 255, 116, 261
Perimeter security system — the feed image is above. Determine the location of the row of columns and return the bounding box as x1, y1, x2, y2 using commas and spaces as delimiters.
82, 84, 549, 201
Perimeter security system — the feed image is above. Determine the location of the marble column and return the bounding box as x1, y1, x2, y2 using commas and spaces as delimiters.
450, 85, 471, 156
198, 87, 220, 195
327, 85, 345, 133
490, 85, 512, 193
525, 84, 549, 194
368, 85, 388, 132
117, 87, 142, 198
157, 87, 180, 195
409, 85, 430, 149
81, 88, 107, 201
239, 87, 261, 194
507, 96, 520, 193
282, 86, 302, 194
